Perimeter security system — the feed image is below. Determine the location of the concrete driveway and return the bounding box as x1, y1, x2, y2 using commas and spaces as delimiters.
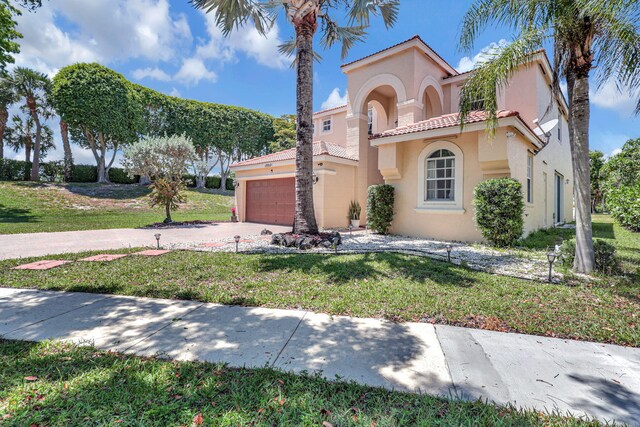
0, 222, 291, 260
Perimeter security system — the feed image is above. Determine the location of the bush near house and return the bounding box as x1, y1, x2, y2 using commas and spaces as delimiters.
560, 238, 619, 274
367, 184, 395, 234
607, 183, 640, 232
474, 178, 524, 247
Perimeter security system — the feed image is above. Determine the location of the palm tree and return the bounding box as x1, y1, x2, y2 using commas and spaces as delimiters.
191, 0, 399, 234
5, 115, 55, 163
0, 77, 17, 159
457, 0, 640, 274
9, 67, 52, 181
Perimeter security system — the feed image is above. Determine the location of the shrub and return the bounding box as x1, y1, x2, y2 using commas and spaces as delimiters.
348, 200, 361, 220
607, 184, 640, 232
41, 161, 64, 182
206, 176, 221, 189
225, 177, 234, 191
560, 239, 619, 274
109, 167, 138, 184
473, 178, 524, 247
0, 159, 31, 181
183, 174, 196, 188
70, 164, 97, 182
367, 184, 394, 234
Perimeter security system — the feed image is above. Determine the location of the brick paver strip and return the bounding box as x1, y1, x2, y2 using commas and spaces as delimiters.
12, 260, 71, 270
133, 250, 171, 256
228, 239, 254, 244
200, 243, 226, 248
79, 254, 129, 262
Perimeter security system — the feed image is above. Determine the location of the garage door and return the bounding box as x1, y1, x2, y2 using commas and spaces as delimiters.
246, 178, 295, 225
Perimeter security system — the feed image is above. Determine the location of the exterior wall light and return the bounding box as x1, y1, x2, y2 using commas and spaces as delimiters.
546, 249, 557, 282
234, 235, 241, 253
154, 233, 161, 249
446, 244, 452, 262
233, 180, 240, 189
312, 173, 319, 185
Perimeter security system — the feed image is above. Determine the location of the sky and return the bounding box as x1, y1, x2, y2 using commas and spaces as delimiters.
6, 0, 639, 166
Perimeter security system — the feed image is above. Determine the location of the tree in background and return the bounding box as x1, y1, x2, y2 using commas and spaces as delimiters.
192, 0, 399, 234
52, 63, 143, 183
4, 114, 54, 162
0, 75, 16, 159
59, 119, 73, 182
589, 150, 605, 213
123, 134, 195, 223
269, 114, 296, 153
602, 138, 640, 190
8, 66, 51, 180
0, 1, 44, 74
457, 0, 640, 274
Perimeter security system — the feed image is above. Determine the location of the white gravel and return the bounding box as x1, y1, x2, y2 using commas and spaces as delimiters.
168, 231, 558, 282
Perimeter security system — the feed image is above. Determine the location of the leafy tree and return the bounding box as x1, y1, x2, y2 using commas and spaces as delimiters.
52, 63, 143, 183
4, 114, 54, 162
59, 119, 73, 182
457, 0, 640, 273
589, 150, 605, 212
7, 66, 51, 180
192, 0, 399, 234
0, 1, 45, 75
123, 134, 195, 223
602, 138, 640, 189
269, 114, 297, 153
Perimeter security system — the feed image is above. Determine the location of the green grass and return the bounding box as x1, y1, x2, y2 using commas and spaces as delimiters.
2, 248, 638, 347
0, 181, 234, 234
0, 339, 603, 426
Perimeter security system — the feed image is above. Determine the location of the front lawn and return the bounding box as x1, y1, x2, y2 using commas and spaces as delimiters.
0, 339, 601, 426
1, 249, 637, 347
0, 181, 234, 234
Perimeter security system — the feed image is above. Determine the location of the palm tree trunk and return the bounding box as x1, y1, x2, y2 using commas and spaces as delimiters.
567, 69, 595, 274
0, 107, 7, 160
25, 135, 31, 163
60, 120, 73, 182
27, 98, 41, 181
293, 22, 318, 234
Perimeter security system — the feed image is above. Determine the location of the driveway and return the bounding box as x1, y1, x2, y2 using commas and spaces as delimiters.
0, 222, 291, 260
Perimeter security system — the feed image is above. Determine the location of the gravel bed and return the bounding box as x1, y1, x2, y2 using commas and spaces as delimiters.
168, 231, 557, 282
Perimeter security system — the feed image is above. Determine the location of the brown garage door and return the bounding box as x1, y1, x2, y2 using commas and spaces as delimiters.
246, 178, 295, 225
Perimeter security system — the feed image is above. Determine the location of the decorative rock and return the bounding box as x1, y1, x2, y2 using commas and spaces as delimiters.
271, 234, 283, 245
261, 229, 273, 235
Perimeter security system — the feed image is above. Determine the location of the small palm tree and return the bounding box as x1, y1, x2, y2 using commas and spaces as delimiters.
9, 67, 52, 181
5, 115, 55, 163
191, 0, 399, 234
0, 77, 17, 159
457, 0, 640, 274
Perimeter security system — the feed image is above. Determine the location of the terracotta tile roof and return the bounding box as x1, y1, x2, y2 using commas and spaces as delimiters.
314, 104, 347, 116
231, 141, 358, 168
444, 49, 547, 80
341, 35, 457, 75
370, 110, 520, 139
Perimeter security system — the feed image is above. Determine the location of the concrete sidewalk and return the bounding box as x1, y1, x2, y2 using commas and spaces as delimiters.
0, 287, 638, 425
0, 222, 291, 260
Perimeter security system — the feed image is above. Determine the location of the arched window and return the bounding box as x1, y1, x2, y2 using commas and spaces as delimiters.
425, 149, 455, 201
416, 141, 464, 213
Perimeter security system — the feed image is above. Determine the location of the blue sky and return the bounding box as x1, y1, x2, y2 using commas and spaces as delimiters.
9, 0, 639, 165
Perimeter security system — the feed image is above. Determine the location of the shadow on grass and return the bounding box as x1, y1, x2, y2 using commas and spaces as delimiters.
0, 204, 38, 224
256, 252, 478, 288
518, 221, 615, 250
66, 183, 151, 200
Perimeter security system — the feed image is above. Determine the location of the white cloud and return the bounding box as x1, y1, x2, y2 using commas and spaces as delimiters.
456, 39, 510, 73
174, 58, 217, 85
590, 79, 637, 117
132, 67, 172, 82
610, 148, 622, 157
169, 87, 181, 97
321, 88, 348, 110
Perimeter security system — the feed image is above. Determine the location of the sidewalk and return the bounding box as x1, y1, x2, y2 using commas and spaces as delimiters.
1, 287, 638, 425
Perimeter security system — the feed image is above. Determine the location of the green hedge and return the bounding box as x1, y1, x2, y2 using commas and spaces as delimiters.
367, 184, 395, 234
109, 167, 138, 184
225, 178, 234, 191
206, 176, 221, 189
473, 178, 524, 247
70, 164, 98, 182
0, 159, 31, 181
607, 183, 640, 232
560, 239, 619, 274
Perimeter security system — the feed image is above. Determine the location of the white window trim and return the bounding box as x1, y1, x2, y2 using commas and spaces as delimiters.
321, 117, 333, 134
416, 140, 464, 212
526, 154, 534, 204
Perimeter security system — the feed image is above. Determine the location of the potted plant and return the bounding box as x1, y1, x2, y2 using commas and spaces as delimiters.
231, 207, 238, 222
348, 200, 361, 228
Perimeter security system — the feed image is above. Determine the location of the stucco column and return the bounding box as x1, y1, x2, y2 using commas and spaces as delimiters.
397, 99, 423, 127
347, 113, 372, 224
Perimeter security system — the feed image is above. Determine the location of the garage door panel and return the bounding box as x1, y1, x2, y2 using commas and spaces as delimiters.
246, 178, 295, 225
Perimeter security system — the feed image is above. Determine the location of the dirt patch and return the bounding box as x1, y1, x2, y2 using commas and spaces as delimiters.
141, 220, 229, 229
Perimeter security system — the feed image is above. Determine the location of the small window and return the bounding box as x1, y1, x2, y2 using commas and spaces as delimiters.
557, 110, 562, 142
527, 154, 534, 203
368, 108, 373, 135
425, 149, 456, 201
312, 123, 315, 134
322, 119, 331, 132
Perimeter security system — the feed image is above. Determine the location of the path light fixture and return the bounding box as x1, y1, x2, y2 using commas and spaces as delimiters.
348, 223, 353, 236
446, 244, 452, 263
234, 235, 241, 253
154, 233, 161, 249
546, 249, 557, 282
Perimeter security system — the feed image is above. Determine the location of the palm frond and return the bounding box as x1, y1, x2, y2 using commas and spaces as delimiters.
320, 15, 366, 59
278, 38, 323, 68
190, 0, 276, 36
346, 0, 399, 29
458, 27, 549, 136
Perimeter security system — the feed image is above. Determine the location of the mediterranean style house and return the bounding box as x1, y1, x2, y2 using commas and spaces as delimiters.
230, 36, 574, 242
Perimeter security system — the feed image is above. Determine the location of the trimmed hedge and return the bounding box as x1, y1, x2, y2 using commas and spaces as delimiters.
109, 167, 138, 184
367, 184, 395, 234
225, 177, 234, 191
607, 183, 640, 232
560, 239, 619, 274
206, 176, 221, 189
0, 159, 31, 181
70, 164, 98, 183
473, 178, 524, 247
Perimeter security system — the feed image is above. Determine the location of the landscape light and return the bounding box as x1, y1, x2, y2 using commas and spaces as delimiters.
446, 244, 452, 262
546, 250, 557, 282
348, 223, 353, 236
154, 233, 161, 249
234, 235, 241, 253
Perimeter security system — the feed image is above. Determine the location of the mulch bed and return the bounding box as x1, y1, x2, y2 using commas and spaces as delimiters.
141, 220, 230, 229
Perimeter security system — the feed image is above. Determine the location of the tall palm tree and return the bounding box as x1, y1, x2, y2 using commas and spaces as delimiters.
457, 0, 640, 274
191, 0, 399, 234
9, 67, 52, 181
0, 76, 17, 159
